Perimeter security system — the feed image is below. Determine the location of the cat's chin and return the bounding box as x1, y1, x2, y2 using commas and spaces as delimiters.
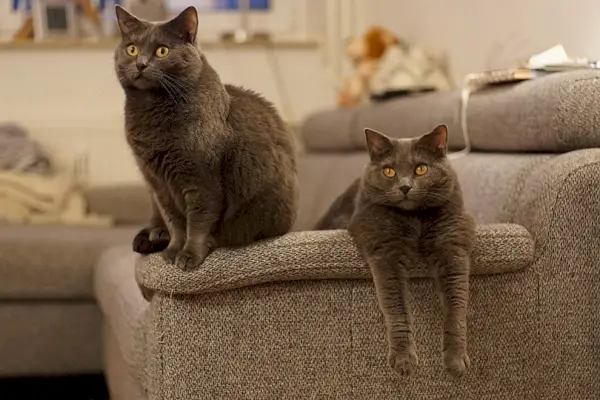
120, 73, 160, 90
375, 198, 419, 211
130, 77, 160, 90
394, 200, 420, 211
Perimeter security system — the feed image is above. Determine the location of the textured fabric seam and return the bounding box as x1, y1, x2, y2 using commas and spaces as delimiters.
149, 237, 535, 294
143, 229, 532, 293
534, 160, 600, 264
553, 79, 570, 149
501, 156, 554, 223
556, 76, 600, 148
152, 257, 530, 295
158, 298, 166, 399
535, 258, 542, 392
350, 284, 355, 398
138, 225, 528, 267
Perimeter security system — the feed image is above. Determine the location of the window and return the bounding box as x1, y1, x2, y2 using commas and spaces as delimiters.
165, 0, 314, 41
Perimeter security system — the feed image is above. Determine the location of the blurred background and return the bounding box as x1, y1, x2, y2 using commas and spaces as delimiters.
1, 1, 600, 398
1, 0, 600, 186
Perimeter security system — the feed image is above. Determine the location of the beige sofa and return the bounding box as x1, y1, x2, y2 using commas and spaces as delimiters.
0, 186, 151, 377
11, 70, 600, 398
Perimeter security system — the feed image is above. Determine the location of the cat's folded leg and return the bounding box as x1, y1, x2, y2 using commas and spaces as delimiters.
153, 190, 186, 264
174, 187, 222, 271
133, 193, 170, 254
369, 254, 419, 376
435, 252, 470, 377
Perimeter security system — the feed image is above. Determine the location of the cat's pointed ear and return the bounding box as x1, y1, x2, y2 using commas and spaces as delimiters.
167, 6, 199, 44
364, 128, 394, 160
417, 124, 448, 157
115, 5, 144, 37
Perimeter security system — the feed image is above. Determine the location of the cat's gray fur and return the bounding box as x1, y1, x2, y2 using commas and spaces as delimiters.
315, 125, 475, 377
114, 6, 298, 270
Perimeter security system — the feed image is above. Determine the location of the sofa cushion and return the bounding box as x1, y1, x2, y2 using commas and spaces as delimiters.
0, 302, 103, 376
86, 185, 152, 226
302, 70, 600, 153
0, 225, 138, 300
94, 247, 147, 388
135, 225, 534, 297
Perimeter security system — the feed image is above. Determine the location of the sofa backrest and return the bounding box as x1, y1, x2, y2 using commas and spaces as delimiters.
293, 152, 552, 231
86, 185, 152, 226
295, 69, 600, 230
301, 70, 600, 154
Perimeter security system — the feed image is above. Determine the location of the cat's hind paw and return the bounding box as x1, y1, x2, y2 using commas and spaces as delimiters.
133, 227, 170, 254
388, 347, 419, 376
443, 350, 470, 377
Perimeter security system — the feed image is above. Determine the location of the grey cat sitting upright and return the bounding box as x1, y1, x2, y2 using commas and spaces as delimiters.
114, 6, 298, 270
315, 125, 475, 377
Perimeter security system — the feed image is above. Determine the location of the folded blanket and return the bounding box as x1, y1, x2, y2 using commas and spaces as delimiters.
0, 170, 113, 227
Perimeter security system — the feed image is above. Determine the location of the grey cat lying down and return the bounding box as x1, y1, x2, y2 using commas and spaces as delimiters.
113, 6, 299, 270
315, 125, 476, 377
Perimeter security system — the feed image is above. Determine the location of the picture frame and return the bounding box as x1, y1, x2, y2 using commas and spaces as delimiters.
31, 0, 78, 42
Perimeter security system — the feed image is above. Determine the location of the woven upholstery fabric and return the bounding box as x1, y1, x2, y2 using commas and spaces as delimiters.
95, 148, 600, 400
508, 148, 600, 399
135, 224, 534, 297
302, 70, 600, 153
0, 225, 138, 300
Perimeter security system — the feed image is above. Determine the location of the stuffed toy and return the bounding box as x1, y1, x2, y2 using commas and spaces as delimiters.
337, 26, 454, 108
337, 26, 399, 107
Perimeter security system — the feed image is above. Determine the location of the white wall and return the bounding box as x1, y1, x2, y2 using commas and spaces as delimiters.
3, 0, 600, 185
365, 0, 600, 84
0, 46, 335, 184
0, 0, 340, 185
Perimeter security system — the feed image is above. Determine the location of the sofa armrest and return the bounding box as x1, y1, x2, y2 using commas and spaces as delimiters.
506, 149, 600, 256
135, 224, 534, 297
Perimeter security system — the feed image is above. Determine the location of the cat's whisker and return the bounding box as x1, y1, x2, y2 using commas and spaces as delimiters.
160, 74, 194, 104
159, 75, 191, 104
160, 80, 182, 103
419, 192, 464, 208
158, 80, 177, 103
162, 71, 196, 91
159, 72, 188, 88
139, 69, 187, 104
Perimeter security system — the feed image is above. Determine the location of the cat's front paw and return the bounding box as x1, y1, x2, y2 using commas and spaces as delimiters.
443, 349, 470, 377
133, 227, 170, 254
160, 247, 179, 264
388, 347, 419, 376
174, 247, 209, 271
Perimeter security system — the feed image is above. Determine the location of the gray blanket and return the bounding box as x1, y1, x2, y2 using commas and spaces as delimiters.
0, 123, 52, 174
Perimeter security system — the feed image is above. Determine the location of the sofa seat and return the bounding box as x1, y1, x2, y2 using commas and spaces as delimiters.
0, 225, 138, 300
0, 224, 138, 377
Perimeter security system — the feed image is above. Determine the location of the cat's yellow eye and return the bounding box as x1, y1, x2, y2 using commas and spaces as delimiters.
155, 46, 169, 58
415, 164, 428, 176
126, 45, 139, 57
382, 167, 396, 178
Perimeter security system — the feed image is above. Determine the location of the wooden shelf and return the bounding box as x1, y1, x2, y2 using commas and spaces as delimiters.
0, 38, 320, 52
